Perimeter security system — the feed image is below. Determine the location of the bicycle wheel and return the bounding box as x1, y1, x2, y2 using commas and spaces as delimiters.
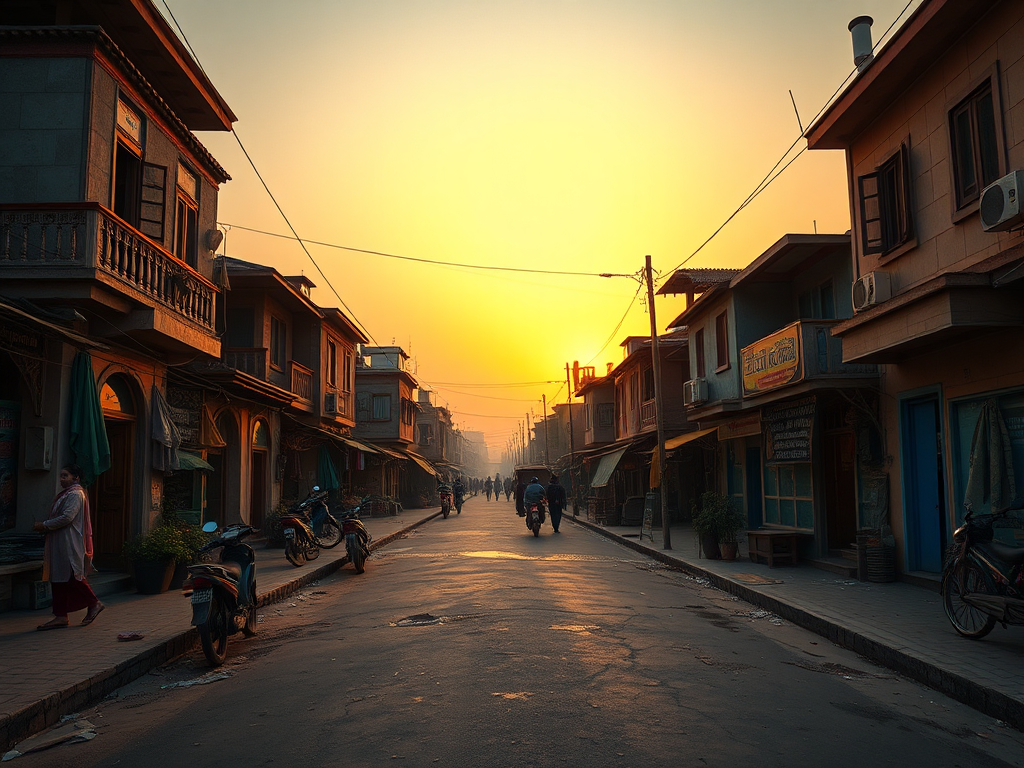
314, 517, 342, 548
942, 560, 997, 639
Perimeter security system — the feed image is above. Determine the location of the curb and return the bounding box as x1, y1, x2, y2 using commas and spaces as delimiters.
567, 514, 1024, 730
0, 511, 442, 753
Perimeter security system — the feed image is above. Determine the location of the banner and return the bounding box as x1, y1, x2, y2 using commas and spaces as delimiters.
742, 323, 802, 396
764, 396, 815, 464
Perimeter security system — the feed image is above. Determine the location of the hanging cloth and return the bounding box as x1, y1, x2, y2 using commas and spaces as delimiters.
964, 399, 1017, 513
200, 405, 227, 448
68, 351, 111, 486
317, 445, 341, 491
151, 385, 181, 472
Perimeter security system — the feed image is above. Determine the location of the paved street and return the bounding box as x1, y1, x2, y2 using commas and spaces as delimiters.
13, 495, 1024, 768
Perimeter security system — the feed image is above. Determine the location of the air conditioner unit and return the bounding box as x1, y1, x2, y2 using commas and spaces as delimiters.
683, 378, 708, 406
980, 171, 1024, 232
852, 271, 892, 312
324, 392, 339, 415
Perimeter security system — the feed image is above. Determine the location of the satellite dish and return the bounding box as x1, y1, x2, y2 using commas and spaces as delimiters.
205, 228, 224, 252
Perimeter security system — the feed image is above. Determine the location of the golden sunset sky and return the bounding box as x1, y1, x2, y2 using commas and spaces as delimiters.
163, 0, 921, 458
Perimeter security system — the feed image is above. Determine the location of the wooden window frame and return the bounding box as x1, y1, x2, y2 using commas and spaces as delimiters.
714, 312, 729, 373
946, 64, 1006, 222
371, 393, 392, 421
326, 339, 338, 387
269, 316, 286, 371
694, 328, 706, 378
174, 163, 199, 267
858, 141, 914, 261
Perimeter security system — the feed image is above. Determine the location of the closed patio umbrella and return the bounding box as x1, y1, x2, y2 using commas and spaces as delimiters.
964, 399, 1017, 513
317, 444, 340, 491
69, 351, 111, 486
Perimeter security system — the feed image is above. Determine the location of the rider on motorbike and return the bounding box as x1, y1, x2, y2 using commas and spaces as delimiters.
453, 476, 465, 512
523, 476, 547, 529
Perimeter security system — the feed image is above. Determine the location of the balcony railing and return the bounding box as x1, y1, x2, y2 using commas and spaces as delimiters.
224, 347, 267, 378
0, 203, 216, 332
640, 399, 657, 428
290, 361, 314, 402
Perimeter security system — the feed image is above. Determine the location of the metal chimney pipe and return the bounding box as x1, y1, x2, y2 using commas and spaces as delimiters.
849, 16, 874, 72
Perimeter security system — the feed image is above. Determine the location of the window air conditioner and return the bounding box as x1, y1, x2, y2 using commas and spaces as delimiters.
683, 378, 708, 406
324, 392, 339, 415
980, 171, 1024, 232
852, 271, 892, 312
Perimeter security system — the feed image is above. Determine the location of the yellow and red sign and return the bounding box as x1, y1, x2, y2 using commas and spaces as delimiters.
742, 324, 802, 396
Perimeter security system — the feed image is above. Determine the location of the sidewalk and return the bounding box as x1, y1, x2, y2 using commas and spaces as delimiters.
0, 509, 440, 752
567, 514, 1024, 730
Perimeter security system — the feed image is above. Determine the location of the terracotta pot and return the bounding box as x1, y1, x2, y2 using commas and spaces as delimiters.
719, 541, 738, 561
133, 559, 175, 595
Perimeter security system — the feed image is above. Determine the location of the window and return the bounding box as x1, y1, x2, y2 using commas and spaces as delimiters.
798, 280, 836, 320
419, 423, 433, 445
695, 328, 706, 378
950, 81, 1001, 210
642, 366, 655, 401
859, 143, 913, 256
174, 164, 199, 267
763, 463, 814, 529
715, 312, 729, 371
597, 402, 614, 427
372, 394, 391, 420
401, 398, 416, 426
270, 316, 286, 370
112, 140, 142, 227
327, 340, 338, 387
342, 350, 353, 394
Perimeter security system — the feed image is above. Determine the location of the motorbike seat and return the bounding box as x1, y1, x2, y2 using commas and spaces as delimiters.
978, 540, 1024, 566
192, 562, 242, 581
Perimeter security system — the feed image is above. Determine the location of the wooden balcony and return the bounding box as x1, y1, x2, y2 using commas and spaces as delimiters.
0, 203, 218, 354
640, 399, 657, 429
224, 347, 267, 378
290, 361, 314, 403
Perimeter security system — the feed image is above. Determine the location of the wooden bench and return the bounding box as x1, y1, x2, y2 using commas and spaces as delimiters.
746, 530, 800, 568
0, 560, 46, 611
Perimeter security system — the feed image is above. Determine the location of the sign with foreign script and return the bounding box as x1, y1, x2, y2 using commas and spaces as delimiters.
764, 396, 815, 464
718, 413, 761, 441
742, 323, 802, 396
116, 98, 143, 146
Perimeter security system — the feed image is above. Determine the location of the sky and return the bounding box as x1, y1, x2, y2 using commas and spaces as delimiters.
160, 0, 922, 460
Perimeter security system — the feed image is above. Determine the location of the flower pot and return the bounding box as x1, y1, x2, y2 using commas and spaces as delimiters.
169, 561, 189, 590
719, 541, 739, 561
133, 559, 175, 595
701, 532, 721, 560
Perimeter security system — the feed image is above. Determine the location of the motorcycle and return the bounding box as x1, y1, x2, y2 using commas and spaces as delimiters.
438, 483, 453, 519
182, 522, 257, 667
526, 501, 546, 537
340, 499, 372, 574
942, 504, 1024, 639
279, 486, 344, 567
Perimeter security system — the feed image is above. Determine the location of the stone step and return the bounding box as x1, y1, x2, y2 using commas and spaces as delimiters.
90, 571, 134, 599
806, 557, 858, 579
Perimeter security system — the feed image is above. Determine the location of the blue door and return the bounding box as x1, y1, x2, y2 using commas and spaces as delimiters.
745, 446, 763, 529
902, 397, 945, 572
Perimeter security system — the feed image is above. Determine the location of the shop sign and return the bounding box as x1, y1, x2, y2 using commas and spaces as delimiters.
742, 324, 802, 396
116, 98, 143, 146
166, 387, 202, 446
0, 325, 42, 357
717, 414, 761, 441
764, 396, 815, 464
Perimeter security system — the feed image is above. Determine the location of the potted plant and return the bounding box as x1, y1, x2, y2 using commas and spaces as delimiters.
692, 491, 745, 561
123, 521, 198, 594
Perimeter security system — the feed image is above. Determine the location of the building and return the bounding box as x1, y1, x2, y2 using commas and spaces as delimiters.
805, 0, 1024, 578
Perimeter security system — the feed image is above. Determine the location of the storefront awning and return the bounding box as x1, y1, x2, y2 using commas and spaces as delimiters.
590, 446, 629, 488
664, 427, 718, 452
337, 436, 379, 454
405, 452, 437, 477
178, 451, 214, 472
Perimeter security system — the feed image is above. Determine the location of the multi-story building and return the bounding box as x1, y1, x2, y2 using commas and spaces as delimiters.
806, 0, 1024, 579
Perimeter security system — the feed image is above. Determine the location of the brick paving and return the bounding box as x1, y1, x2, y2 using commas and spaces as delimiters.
2, 507, 1022, 751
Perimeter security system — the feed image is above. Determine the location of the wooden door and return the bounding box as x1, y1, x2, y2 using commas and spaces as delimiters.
250, 451, 267, 529
824, 430, 857, 551
93, 420, 132, 568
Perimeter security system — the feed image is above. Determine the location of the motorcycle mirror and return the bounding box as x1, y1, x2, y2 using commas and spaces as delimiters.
201, 521, 218, 533
313, 485, 320, 492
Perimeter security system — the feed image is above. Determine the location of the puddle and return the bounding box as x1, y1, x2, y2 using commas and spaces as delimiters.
391, 613, 482, 627
492, 692, 532, 700
462, 551, 532, 560
549, 624, 600, 633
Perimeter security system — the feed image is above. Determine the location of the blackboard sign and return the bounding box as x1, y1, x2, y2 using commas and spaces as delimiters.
764, 396, 815, 464
641, 492, 656, 542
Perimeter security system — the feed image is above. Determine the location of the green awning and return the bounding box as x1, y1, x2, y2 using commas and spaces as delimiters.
69, 351, 110, 486
590, 447, 628, 488
178, 451, 214, 472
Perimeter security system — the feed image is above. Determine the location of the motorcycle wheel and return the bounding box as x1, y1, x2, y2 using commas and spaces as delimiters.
305, 541, 320, 561
942, 560, 997, 639
314, 517, 343, 548
532, 520, 540, 537
285, 542, 305, 567
242, 583, 258, 638
348, 535, 366, 574
199, 595, 229, 667
442, 502, 450, 519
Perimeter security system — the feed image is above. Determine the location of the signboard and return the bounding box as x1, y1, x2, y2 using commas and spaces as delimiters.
641, 492, 656, 542
116, 98, 143, 146
167, 387, 202, 447
764, 396, 815, 464
742, 323, 802, 396
718, 413, 761, 441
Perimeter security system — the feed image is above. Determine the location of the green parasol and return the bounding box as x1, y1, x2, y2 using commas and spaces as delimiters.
317, 444, 340, 491
69, 351, 111, 486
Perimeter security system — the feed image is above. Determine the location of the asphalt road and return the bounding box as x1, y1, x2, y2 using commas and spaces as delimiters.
16, 496, 1024, 768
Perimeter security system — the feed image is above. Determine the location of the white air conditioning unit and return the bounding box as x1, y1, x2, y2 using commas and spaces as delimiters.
683, 378, 708, 406
980, 170, 1024, 232
324, 392, 339, 415
852, 271, 892, 312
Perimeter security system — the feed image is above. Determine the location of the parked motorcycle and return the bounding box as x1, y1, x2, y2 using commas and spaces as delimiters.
340, 499, 372, 574
526, 501, 546, 537
438, 483, 453, 519
279, 487, 337, 567
182, 522, 257, 667
942, 504, 1024, 639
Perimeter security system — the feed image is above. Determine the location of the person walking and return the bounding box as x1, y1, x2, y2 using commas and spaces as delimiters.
493, 473, 502, 501
33, 464, 104, 630
515, 476, 527, 516
546, 474, 567, 533
484, 476, 493, 501
504, 477, 513, 501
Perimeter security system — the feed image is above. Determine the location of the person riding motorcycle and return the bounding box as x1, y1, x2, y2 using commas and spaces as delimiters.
453, 477, 465, 512
523, 476, 547, 529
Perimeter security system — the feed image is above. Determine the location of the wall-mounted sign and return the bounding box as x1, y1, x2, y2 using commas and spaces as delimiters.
116, 98, 143, 146
742, 323, 802, 396
764, 396, 815, 464
167, 387, 202, 447
718, 413, 761, 441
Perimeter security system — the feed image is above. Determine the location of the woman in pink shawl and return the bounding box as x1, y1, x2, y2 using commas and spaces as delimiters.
32, 464, 105, 630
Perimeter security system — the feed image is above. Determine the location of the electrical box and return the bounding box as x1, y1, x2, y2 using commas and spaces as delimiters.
24, 426, 53, 470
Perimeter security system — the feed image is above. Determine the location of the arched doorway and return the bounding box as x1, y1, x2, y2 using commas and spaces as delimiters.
94, 374, 135, 568
250, 419, 270, 529
206, 410, 240, 527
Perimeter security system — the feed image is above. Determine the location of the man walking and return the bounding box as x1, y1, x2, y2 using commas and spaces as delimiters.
546, 474, 567, 533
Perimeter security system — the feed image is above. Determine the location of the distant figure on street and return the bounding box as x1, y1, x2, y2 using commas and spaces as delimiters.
493, 473, 502, 501
523, 476, 547, 530
515, 477, 527, 516
484, 476, 493, 501
504, 477, 513, 501
546, 474, 567, 533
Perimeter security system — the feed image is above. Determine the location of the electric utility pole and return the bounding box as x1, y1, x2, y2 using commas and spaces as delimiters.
646, 254, 671, 550
542, 394, 550, 466
566, 362, 578, 516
